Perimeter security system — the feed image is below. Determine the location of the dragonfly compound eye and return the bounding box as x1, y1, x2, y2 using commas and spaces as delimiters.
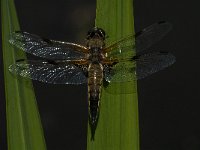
87, 30, 95, 39
96, 28, 105, 39
87, 27, 106, 40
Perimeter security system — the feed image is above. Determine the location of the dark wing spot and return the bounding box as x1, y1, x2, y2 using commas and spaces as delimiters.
42, 38, 53, 44
46, 60, 58, 65
16, 59, 25, 62
131, 55, 140, 61
158, 21, 166, 24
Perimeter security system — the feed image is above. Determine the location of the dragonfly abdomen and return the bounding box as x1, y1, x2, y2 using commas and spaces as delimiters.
88, 63, 103, 125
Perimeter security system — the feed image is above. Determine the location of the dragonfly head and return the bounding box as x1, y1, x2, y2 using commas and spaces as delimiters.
87, 27, 105, 40
86, 27, 106, 48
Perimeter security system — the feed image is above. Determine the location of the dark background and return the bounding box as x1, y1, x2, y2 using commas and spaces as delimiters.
1, 0, 200, 150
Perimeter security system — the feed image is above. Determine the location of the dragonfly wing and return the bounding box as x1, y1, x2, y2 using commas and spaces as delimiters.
104, 61, 136, 83
136, 51, 176, 79
104, 51, 175, 82
103, 62, 137, 94
9, 60, 87, 84
9, 31, 88, 60
136, 21, 172, 53
104, 21, 172, 60
104, 35, 136, 60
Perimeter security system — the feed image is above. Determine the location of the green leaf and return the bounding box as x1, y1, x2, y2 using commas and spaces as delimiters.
87, 0, 139, 150
1, 0, 46, 149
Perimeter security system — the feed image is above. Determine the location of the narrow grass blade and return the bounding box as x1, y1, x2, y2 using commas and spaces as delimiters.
87, 0, 139, 150
1, 0, 46, 149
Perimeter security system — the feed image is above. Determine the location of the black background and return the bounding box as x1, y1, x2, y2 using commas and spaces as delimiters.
1, 0, 200, 150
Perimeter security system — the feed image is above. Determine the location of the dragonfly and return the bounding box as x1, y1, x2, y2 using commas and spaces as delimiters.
9, 21, 175, 140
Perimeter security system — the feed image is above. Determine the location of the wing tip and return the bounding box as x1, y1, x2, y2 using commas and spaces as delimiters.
136, 21, 173, 37
158, 21, 173, 30
159, 51, 176, 66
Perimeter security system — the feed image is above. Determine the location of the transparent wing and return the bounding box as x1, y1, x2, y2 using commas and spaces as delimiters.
9, 60, 87, 84
103, 62, 137, 94
103, 51, 175, 94
104, 35, 136, 60
9, 31, 88, 60
136, 51, 176, 79
135, 21, 172, 53
104, 51, 175, 83
104, 62, 136, 83
104, 21, 172, 60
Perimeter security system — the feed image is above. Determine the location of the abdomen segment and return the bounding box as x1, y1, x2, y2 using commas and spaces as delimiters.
88, 63, 103, 139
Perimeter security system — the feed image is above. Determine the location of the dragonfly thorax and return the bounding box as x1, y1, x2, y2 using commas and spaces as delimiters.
86, 38, 105, 49
89, 47, 103, 63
